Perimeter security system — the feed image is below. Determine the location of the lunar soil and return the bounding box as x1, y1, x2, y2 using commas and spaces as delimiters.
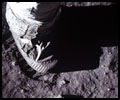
2, 2, 118, 98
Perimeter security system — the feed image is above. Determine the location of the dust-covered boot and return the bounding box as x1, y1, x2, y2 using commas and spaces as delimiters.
6, 2, 61, 78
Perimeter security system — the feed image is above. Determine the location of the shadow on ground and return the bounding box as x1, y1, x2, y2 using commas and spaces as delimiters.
49, 6, 118, 73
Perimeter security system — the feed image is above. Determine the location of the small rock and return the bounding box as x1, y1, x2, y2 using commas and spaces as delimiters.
107, 88, 110, 91
43, 76, 48, 81
18, 71, 21, 74
58, 80, 66, 87
11, 61, 16, 66
21, 89, 24, 93
101, 65, 105, 68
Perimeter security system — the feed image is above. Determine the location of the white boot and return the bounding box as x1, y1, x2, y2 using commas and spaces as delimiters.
6, 2, 60, 75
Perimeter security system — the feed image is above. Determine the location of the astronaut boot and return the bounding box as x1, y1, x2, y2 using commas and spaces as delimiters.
6, 2, 60, 78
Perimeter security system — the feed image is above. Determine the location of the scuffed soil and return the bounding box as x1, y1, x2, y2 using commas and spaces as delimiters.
2, 2, 118, 98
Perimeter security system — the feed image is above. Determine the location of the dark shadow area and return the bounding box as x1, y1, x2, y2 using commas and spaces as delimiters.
62, 95, 84, 98
49, 5, 118, 73
59, 5, 118, 47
